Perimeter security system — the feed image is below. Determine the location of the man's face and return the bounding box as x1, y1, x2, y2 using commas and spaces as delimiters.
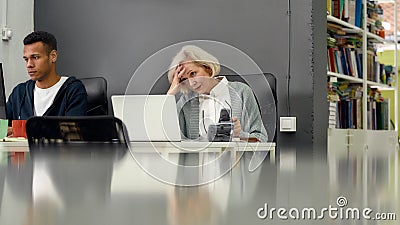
23, 42, 56, 81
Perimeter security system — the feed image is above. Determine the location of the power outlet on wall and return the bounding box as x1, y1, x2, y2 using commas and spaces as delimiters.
280, 117, 296, 132
2, 27, 13, 41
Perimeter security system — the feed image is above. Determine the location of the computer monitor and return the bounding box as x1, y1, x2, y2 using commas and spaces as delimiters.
0, 63, 7, 119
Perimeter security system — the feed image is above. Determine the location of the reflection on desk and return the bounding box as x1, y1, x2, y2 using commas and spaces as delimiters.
0, 145, 275, 225
0, 144, 398, 225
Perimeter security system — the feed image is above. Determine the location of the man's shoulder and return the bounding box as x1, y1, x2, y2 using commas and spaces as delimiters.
13, 80, 33, 90
60, 77, 87, 96
63, 76, 78, 83
62, 76, 85, 88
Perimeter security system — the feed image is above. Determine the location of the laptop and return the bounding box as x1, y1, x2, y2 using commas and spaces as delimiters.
111, 95, 181, 142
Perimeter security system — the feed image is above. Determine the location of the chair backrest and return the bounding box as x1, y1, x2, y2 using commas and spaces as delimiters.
26, 116, 129, 148
224, 73, 277, 142
80, 77, 108, 116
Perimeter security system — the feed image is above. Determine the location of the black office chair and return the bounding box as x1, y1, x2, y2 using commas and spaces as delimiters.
224, 73, 277, 143
80, 77, 108, 116
26, 116, 129, 151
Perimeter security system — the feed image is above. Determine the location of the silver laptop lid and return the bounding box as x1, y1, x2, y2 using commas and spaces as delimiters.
111, 95, 181, 142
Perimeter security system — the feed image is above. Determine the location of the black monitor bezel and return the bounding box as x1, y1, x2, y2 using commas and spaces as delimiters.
0, 63, 7, 119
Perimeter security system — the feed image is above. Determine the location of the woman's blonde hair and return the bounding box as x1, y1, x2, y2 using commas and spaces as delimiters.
167, 45, 220, 83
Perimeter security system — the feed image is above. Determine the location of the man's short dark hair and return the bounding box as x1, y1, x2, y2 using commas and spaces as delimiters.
23, 31, 57, 54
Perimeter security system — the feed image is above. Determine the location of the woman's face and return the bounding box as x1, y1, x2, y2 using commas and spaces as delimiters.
179, 62, 217, 94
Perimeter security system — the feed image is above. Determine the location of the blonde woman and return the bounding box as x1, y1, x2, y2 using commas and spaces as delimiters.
167, 45, 267, 142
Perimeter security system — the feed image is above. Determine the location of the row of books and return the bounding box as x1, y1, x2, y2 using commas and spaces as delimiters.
328, 83, 362, 129
330, 82, 363, 100
328, 83, 390, 130
327, 0, 363, 28
367, 100, 389, 130
330, 99, 389, 130
335, 98, 363, 129
327, 39, 392, 85
366, 50, 386, 84
367, 1, 384, 36
327, 46, 363, 78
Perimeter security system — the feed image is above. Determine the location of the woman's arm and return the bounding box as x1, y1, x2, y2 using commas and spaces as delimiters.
237, 84, 268, 142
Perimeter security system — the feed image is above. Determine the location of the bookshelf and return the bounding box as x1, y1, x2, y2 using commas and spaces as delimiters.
327, 0, 398, 151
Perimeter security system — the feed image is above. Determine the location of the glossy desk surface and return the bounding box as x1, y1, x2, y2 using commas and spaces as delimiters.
0, 140, 276, 162
0, 143, 398, 225
0, 140, 275, 150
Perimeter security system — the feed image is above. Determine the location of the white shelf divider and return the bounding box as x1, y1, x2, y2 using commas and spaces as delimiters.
327, 71, 363, 83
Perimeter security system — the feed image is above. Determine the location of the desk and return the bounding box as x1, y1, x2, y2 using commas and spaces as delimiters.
0, 141, 29, 152
0, 141, 274, 187
0, 144, 398, 225
0, 141, 276, 162
0, 143, 277, 225
132, 141, 275, 162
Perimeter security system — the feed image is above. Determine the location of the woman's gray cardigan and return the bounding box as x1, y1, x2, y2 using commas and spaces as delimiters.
176, 81, 268, 142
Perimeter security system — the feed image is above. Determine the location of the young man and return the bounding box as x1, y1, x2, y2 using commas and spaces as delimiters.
6, 31, 87, 124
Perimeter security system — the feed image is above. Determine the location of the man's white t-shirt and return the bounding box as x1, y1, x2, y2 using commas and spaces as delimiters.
34, 76, 68, 116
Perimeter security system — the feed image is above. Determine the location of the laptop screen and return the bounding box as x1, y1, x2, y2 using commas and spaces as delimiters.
111, 95, 181, 142
0, 63, 7, 119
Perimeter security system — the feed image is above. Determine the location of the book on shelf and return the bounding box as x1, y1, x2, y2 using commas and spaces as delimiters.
335, 50, 344, 74
350, 49, 358, 78
327, 0, 332, 16
367, 50, 376, 82
370, 101, 377, 130
339, 47, 350, 75
356, 98, 362, 129
344, 0, 349, 20
328, 47, 336, 73
355, 49, 362, 78
376, 100, 389, 130
378, 63, 384, 84
344, 47, 354, 76
347, 0, 356, 25
354, 0, 363, 28
333, 0, 341, 18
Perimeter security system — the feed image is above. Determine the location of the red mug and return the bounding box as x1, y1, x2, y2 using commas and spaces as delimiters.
12, 120, 27, 138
